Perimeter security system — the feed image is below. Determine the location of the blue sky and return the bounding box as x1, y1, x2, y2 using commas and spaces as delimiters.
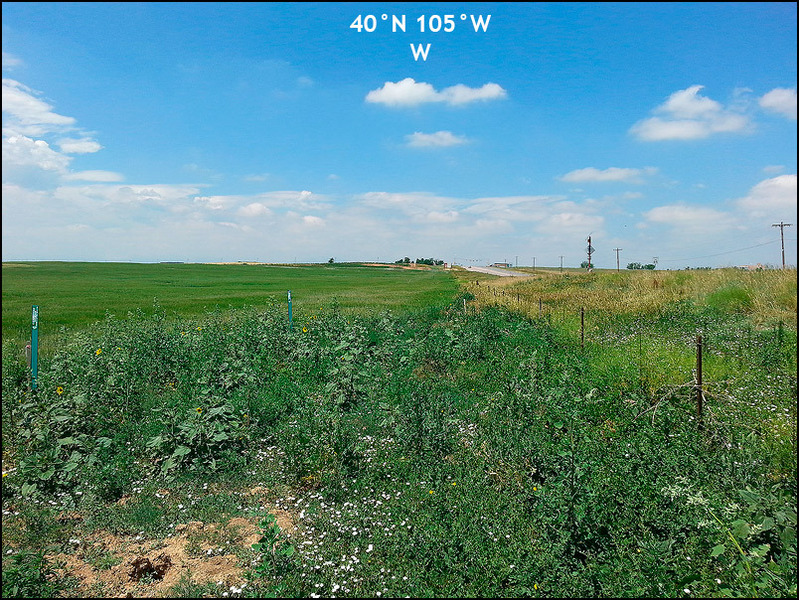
2, 2, 796, 268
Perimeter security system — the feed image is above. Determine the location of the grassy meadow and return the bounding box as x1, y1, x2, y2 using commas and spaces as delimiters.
1, 261, 459, 354
1, 263, 796, 598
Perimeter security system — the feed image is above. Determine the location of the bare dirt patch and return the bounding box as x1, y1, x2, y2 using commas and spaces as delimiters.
48, 512, 292, 598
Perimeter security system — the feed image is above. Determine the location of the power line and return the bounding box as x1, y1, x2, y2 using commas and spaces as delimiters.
656, 239, 781, 263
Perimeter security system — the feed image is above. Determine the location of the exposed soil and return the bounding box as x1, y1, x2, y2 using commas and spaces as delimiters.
44, 506, 296, 598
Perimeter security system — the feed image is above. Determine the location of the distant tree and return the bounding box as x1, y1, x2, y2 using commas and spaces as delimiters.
580, 261, 593, 269
643, 264, 655, 270
627, 262, 643, 270
328, 257, 335, 264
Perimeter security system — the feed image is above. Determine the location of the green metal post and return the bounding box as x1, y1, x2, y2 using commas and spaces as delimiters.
31, 305, 39, 390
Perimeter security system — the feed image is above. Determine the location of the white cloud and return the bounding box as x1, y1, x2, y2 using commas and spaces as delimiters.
735, 174, 797, 218
644, 204, 738, 230
3, 78, 110, 187
365, 78, 506, 107
758, 88, 797, 120
57, 138, 103, 154
559, 167, 657, 184
2, 52, 23, 69
537, 212, 604, 235
440, 83, 507, 105
405, 131, 469, 148
426, 210, 459, 223
630, 85, 751, 141
2, 79, 76, 136
302, 215, 324, 227
237, 202, 273, 218
63, 170, 124, 182
243, 173, 270, 182
2, 134, 71, 172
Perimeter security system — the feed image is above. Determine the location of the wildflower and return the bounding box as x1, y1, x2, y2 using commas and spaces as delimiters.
95, 348, 102, 355
56, 386, 64, 395
429, 490, 434, 494
303, 326, 308, 332
197, 407, 202, 414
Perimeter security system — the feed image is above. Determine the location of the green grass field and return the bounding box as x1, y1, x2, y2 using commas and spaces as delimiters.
2, 263, 796, 598
1, 261, 460, 352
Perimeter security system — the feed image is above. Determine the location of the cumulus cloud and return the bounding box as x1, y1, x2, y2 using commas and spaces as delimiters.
758, 88, 797, 120
405, 131, 469, 148
735, 174, 797, 218
559, 166, 657, 184
3, 78, 110, 186
2, 134, 71, 172
365, 78, 506, 107
630, 85, 751, 141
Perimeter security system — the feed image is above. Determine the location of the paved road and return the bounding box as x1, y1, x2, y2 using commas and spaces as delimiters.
463, 266, 530, 277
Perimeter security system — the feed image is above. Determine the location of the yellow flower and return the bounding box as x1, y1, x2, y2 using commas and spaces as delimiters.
95, 348, 102, 355
56, 386, 64, 395
303, 326, 308, 333
429, 490, 434, 494
197, 407, 202, 414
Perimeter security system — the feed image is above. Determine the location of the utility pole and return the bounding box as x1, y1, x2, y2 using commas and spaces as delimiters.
559, 255, 564, 272
613, 248, 622, 272
772, 221, 793, 269
532, 257, 536, 271
586, 236, 594, 270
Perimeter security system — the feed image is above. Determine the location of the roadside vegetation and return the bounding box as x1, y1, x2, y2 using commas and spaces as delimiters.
2, 264, 796, 597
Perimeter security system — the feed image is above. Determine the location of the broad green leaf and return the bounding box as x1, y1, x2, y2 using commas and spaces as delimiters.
731, 520, 750, 539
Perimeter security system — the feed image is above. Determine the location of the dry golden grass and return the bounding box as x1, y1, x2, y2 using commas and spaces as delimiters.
452, 267, 797, 327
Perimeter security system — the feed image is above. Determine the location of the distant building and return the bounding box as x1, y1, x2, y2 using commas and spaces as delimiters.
490, 262, 512, 268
